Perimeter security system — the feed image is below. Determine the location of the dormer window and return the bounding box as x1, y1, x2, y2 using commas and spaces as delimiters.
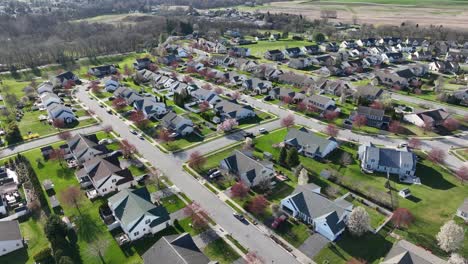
145, 219, 151, 224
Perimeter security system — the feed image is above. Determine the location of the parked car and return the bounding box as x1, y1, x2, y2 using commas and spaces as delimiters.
130, 129, 137, 135
138, 133, 145, 140
233, 213, 245, 221
259, 128, 268, 134
209, 170, 221, 179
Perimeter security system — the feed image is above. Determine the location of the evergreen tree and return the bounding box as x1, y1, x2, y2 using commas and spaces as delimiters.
286, 148, 300, 167
278, 146, 287, 165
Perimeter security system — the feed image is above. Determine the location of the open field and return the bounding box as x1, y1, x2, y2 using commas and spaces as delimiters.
72, 13, 157, 25
238, 0, 468, 29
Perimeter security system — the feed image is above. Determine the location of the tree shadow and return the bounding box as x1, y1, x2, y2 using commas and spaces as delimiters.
0, 247, 29, 264
76, 213, 102, 242
406, 195, 422, 203
55, 167, 74, 180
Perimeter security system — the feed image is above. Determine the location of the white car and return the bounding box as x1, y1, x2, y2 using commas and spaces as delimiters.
209, 170, 221, 179
259, 128, 268, 134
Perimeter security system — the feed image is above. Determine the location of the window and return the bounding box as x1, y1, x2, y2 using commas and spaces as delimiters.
145, 219, 150, 224
112, 179, 117, 183
102, 188, 107, 192
143, 228, 146, 232
134, 232, 139, 236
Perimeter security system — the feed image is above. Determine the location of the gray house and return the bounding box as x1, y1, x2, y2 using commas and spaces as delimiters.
382, 240, 447, 264
350, 106, 390, 129
284, 128, 338, 159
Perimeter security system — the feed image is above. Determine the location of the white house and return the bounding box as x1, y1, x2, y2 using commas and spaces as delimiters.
281, 184, 353, 241
108, 187, 171, 241
305, 94, 335, 111
133, 97, 167, 119
284, 128, 338, 159
456, 198, 468, 221
403, 108, 450, 128
67, 133, 110, 164
77, 156, 135, 197
40, 92, 61, 107
0, 221, 24, 257
220, 150, 275, 187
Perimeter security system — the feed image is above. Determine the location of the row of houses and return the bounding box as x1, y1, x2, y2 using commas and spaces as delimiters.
37, 82, 77, 124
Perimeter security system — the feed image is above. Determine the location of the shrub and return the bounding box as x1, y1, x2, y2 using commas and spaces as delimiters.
33, 247, 53, 262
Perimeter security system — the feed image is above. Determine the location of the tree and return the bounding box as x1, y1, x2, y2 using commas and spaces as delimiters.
230, 91, 241, 100
217, 119, 238, 132
278, 147, 287, 166
103, 125, 113, 135
428, 148, 446, 164
443, 118, 460, 132
188, 151, 206, 170
86, 237, 110, 264
297, 101, 307, 112
448, 253, 467, 264
422, 120, 433, 134
243, 137, 253, 150
58, 131, 72, 141
146, 167, 163, 190
323, 110, 339, 121
183, 202, 209, 230
282, 96, 293, 105
324, 124, 339, 137
436, 220, 464, 252
183, 75, 193, 84
198, 101, 210, 113
50, 149, 66, 168
298, 168, 309, 185
112, 97, 127, 111
347, 207, 370, 237
130, 110, 148, 128
408, 138, 421, 149
280, 114, 295, 129
353, 115, 367, 128
158, 129, 173, 143
248, 195, 268, 215
44, 214, 68, 245
314, 32, 326, 43
339, 152, 352, 169
245, 251, 265, 264
391, 208, 414, 229
5, 122, 22, 144
455, 166, 468, 184
230, 182, 249, 199
286, 147, 300, 168
52, 119, 65, 129
119, 139, 137, 158
214, 87, 223, 95
202, 83, 212, 90
60, 186, 84, 215
347, 258, 367, 264
389, 121, 403, 134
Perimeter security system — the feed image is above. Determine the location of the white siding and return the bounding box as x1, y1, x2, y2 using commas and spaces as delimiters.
0, 240, 23, 257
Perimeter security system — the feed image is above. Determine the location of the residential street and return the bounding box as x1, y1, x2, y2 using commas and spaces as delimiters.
390, 92, 468, 116
73, 86, 302, 264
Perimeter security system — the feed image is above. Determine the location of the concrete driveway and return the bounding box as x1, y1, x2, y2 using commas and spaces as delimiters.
298, 233, 330, 259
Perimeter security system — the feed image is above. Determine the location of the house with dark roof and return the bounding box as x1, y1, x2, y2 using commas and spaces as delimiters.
88, 65, 117, 77
284, 128, 338, 159
242, 78, 272, 94
0, 220, 23, 256
284, 47, 303, 58
55, 71, 80, 86
105, 79, 120, 92
381, 240, 447, 264
375, 70, 410, 88
264, 49, 284, 61
280, 183, 353, 241
288, 58, 313, 70
37, 82, 54, 95
67, 133, 109, 163
213, 100, 255, 121
76, 155, 135, 197
382, 52, 404, 63
134, 58, 153, 70
403, 108, 450, 128
108, 187, 171, 241
317, 80, 352, 96
142, 233, 210, 264
228, 47, 250, 57
190, 87, 222, 106
269, 87, 306, 103
453, 88, 468, 106
277, 72, 316, 88
220, 150, 275, 187
134, 96, 167, 120
305, 94, 336, 111
428, 60, 460, 75
358, 143, 417, 179
303, 45, 320, 55
354, 85, 384, 101
160, 112, 194, 137
350, 106, 390, 129
46, 103, 77, 124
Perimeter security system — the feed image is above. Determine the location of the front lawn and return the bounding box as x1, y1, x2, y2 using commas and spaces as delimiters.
175, 217, 208, 236
159, 194, 186, 213
274, 219, 310, 248
203, 238, 241, 264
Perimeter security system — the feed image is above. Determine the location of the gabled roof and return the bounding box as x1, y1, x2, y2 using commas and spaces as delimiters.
0, 220, 22, 241
109, 187, 170, 232
81, 156, 133, 188
67, 134, 108, 159
214, 100, 253, 119
307, 94, 333, 106
56, 71, 77, 82
382, 240, 447, 264
47, 104, 75, 119
415, 108, 450, 124
134, 97, 166, 115
160, 112, 192, 130
284, 128, 336, 156
357, 106, 385, 118
355, 85, 383, 98
222, 150, 272, 185
361, 143, 417, 171
142, 233, 210, 264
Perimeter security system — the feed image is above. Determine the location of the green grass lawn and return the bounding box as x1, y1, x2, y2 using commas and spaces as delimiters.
159, 194, 186, 213
453, 148, 468, 161
274, 219, 310, 248
242, 39, 314, 57
175, 217, 208, 236
203, 238, 241, 264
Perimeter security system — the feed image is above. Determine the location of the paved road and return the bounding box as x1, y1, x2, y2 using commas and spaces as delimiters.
0, 125, 103, 158
74, 86, 301, 264
391, 93, 468, 116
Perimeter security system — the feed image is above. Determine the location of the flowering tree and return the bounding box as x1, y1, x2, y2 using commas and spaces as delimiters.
217, 119, 238, 132
347, 207, 370, 237
448, 253, 466, 264
183, 202, 209, 230
230, 91, 241, 100
455, 166, 468, 184
443, 118, 460, 132
198, 101, 210, 113
297, 101, 306, 112
214, 87, 223, 95
188, 151, 206, 170
148, 63, 158, 72
370, 101, 383, 109
245, 252, 265, 264
408, 138, 421, 149
436, 220, 464, 252
230, 182, 250, 199
130, 110, 148, 128
112, 97, 127, 111
298, 168, 309, 185
103, 125, 113, 135
202, 83, 212, 90
428, 148, 446, 164
324, 124, 339, 137
323, 110, 339, 121
52, 119, 65, 128
50, 148, 66, 168
389, 121, 403, 134
391, 208, 414, 229
183, 75, 193, 84
248, 195, 268, 215
158, 129, 173, 143
280, 114, 295, 129
353, 115, 367, 128
282, 96, 293, 105
119, 139, 137, 158
306, 104, 318, 114
63, 80, 75, 90
58, 131, 72, 141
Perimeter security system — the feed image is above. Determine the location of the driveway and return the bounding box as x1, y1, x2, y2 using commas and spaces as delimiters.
298, 233, 330, 259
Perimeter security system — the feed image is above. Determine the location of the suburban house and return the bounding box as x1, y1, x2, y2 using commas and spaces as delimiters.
160, 111, 194, 137
105, 79, 120, 92
303, 45, 321, 55
453, 88, 468, 106
288, 58, 313, 70
37, 82, 54, 95
88, 65, 117, 77
220, 150, 275, 187
269, 87, 306, 102
358, 143, 417, 179
284, 47, 303, 58
55, 71, 80, 86
242, 78, 272, 94
403, 108, 450, 128
428, 60, 460, 75
375, 70, 410, 88
382, 52, 404, 63
284, 128, 338, 159
77, 156, 135, 197
113, 87, 142, 105
228, 47, 251, 57
213, 100, 255, 121
312, 55, 335, 66
381, 240, 447, 264
190, 87, 221, 105
40, 92, 61, 107
67, 134, 109, 163
456, 198, 468, 221
278, 72, 316, 88
264, 49, 285, 61
350, 106, 390, 129
133, 97, 168, 119
354, 85, 384, 101
46, 103, 77, 124
280, 183, 353, 241
142, 233, 210, 264
305, 94, 336, 111
108, 187, 171, 241
133, 58, 153, 70
317, 80, 352, 96
0, 220, 23, 257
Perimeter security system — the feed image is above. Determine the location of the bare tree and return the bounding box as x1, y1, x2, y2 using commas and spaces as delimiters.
86, 237, 110, 264
60, 186, 84, 215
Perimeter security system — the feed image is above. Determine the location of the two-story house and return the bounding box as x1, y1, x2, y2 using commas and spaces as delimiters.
284, 128, 338, 159
160, 112, 194, 137
350, 106, 390, 129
